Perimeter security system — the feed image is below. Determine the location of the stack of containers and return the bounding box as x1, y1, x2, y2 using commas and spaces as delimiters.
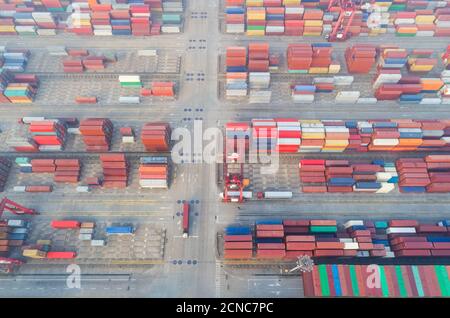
223, 226, 253, 259
226, 119, 450, 154
100, 153, 128, 188
110, 8, 132, 36
63, 58, 84, 73
82, 56, 106, 71
434, 8, 450, 37
248, 43, 271, 103
275, 119, 301, 153
225, 46, 248, 98
67, 5, 93, 36
425, 155, 450, 193
91, 5, 112, 36
120, 127, 135, 143
161, 13, 182, 33
407, 49, 437, 73
291, 84, 316, 103
54, 159, 81, 183
6, 219, 29, 249
374, 47, 408, 100
299, 159, 398, 194
139, 156, 169, 189
130, 5, 151, 36
368, 121, 401, 151
225, 218, 450, 261
141, 122, 171, 152
299, 159, 327, 193
0, 70, 15, 103
396, 158, 430, 193
287, 43, 339, 74
0, 158, 11, 192
246, 6, 266, 36
0, 14, 17, 36
1, 51, 30, 73
322, 121, 350, 152
309, 220, 341, 258
41, 0, 66, 12
225, 122, 251, 157
119, 75, 142, 88
28, 120, 67, 151
79, 118, 113, 152
3, 83, 37, 103
345, 45, 377, 74
225, 3, 245, 33
303, 9, 323, 36
299, 120, 324, 152
394, 11, 418, 36
33, 12, 58, 35
417, 121, 449, 151
151, 82, 175, 97
415, 10, 437, 37
265, 6, 285, 35
251, 119, 277, 154
256, 220, 286, 259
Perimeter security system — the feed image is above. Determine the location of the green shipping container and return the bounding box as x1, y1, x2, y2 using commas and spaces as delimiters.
310, 226, 337, 233
374, 221, 388, 229
120, 82, 142, 88
396, 33, 417, 37
247, 25, 265, 31
288, 70, 309, 74
162, 14, 181, 24
15, 157, 30, 165
388, 4, 406, 11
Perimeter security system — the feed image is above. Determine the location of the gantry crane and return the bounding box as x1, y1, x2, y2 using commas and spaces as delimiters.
0, 197, 38, 218
0, 198, 38, 273
327, 0, 369, 42
223, 154, 245, 203
0, 257, 24, 274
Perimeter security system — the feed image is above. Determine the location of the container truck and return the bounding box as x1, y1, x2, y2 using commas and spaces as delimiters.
182, 202, 189, 238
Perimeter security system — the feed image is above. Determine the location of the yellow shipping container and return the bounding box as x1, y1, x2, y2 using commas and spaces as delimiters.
302, 133, 325, 139
328, 64, 341, 74
246, 30, 265, 36
374, 2, 392, 7
0, 26, 16, 32
410, 64, 434, 72
324, 140, 349, 147
37, 240, 52, 245
247, 14, 266, 20
304, 20, 323, 27
283, 0, 301, 5
308, 67, 329, 74
303, 32, 322, 36
415, 15, 435, 24
23, 249, 47, 259
246, 0, 263, 6
321, 148, 346, 152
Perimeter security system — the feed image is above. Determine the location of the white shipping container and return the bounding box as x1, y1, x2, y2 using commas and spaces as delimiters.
386, 227, 416, 234
344, 220, 364, 228
344, 243, 359, 250
119, 96, 140, 104
91, 240, 106, 246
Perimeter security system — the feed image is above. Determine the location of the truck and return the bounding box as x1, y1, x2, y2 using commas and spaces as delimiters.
182, 202, 189, 238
